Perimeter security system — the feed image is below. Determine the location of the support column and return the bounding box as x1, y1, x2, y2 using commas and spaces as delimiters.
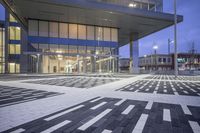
129, 33, 139, 74
82, 57, 87, 73
90, 51, 96, 73
4, 10, 9, 74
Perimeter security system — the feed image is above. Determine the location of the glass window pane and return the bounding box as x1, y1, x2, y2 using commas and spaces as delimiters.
39, 44, 49, 52
9, 27, 15, 40
9, 14, 17, 22
59, 23, 68, 38
9, 63, 15, 73
103, 28, 111, 41
68, 45, 77, 53
87, 26, 94, 40
96, 27, 103, 41
28, 20, 38, 36
16, 64, 20, 73
111, 28, 118, 42
69, 24, 77, 39
49, 22, 58, 37
78, 46, 86, 54
16, 27, 21, 40
39, 21, 48, 37
16, 45, 21, 54
78, 25, 86, 40
9, 44, 15, 54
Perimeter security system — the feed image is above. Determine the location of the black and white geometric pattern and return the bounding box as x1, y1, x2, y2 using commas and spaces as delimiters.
0, 85, 62, 107
25, 78, 120, 88
117, 80, 200, 96
145, 75, 200, 81
4, 97, 200, 133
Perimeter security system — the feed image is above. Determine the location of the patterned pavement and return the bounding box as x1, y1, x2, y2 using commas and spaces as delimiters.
0, 74, 200, 133
117, 80, 200, 96
145, 75, 200, 81
4, 97, 200, 133
25, 78, 120, 88
0, 85, 62, 107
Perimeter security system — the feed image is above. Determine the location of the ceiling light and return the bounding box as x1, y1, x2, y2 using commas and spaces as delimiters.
129, 3, 137, 8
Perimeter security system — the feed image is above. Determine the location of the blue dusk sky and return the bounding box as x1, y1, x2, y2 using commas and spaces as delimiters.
120, 0, 200, 57
0, 1, 200, 58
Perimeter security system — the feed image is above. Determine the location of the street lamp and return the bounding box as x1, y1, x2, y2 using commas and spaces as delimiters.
153, 45, 158, 71
174, 0, 178, 78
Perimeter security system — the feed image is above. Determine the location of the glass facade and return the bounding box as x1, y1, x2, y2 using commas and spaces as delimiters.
8, 14, 21, 73
28, 20, 118, 42
28, 19, 118, 73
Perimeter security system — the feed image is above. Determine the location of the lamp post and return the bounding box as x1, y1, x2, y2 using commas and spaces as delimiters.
174, 0, 178, 77
153, 45, 158, 71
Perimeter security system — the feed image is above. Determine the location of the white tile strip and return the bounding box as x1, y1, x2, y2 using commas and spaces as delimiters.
189, 121, 200, 133
114, 99, 126, 106
181, 105, 192, 115
10, 128, 25, 133
78, 109, 112, 131
90, 102, 107, 110
122, 105, 135, 115
44, 105, 84, 121
145, 101, 153, 110
132, 114, 148, 133
90, 97, 103, 103
41, 120, 71, 133
102, 129, 112, 133
163, 109, 171, 122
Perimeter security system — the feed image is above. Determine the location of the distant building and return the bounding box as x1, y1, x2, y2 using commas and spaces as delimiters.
119, 58, 130, 72
139, 53, 200, 71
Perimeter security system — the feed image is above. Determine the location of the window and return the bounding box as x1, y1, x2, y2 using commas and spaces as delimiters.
9, 14, 17, 22
16, 45, 21, 54
59, 23, 68, 38
158, 58, 162, 62
69, 24, 77, 39
8, 63, 15, 73
9, 26, 21, 40
16, 64, 20, 73
168, 58, 171, 63
8, 63, 20, 73
96, 27, 103, 41
9, 44, 21, 54
111, 28, 118, 42
78, 25, 86, 40
87, 26, 94, 40
39, 21, 48, 37
28, 20, 38, 36
163, 58, 166, 63
103, 28, 111, 41
49, 22, 58, 37
9, 45, 15, 54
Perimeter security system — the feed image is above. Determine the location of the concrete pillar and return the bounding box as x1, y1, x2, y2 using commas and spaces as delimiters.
90, 50, 96, 73
82, 57, 87, 73
129, 34, 139, 74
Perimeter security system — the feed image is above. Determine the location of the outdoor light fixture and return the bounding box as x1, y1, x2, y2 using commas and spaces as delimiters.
153, 45, 158, 50
129, 3, 137, 8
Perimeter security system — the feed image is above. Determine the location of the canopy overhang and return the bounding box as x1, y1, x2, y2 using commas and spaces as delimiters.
0, 0, 183, 46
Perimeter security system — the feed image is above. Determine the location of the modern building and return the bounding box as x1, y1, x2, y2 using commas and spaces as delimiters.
0, 0, 183, 74
139, 53, 200, 71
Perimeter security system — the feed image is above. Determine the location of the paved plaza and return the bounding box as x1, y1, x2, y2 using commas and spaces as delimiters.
0, 74, 200, 133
